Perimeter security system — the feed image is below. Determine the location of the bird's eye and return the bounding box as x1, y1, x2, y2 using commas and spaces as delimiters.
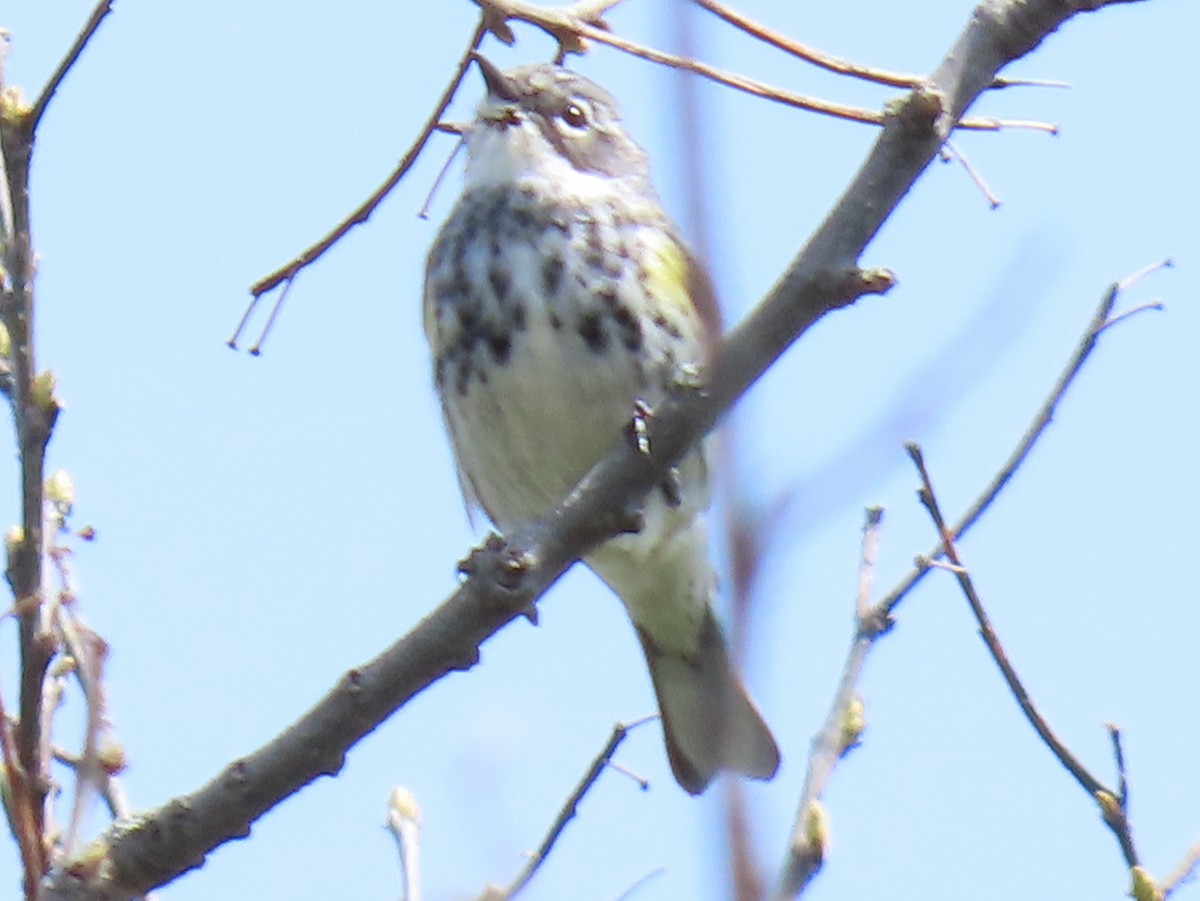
561, 101, 589, 129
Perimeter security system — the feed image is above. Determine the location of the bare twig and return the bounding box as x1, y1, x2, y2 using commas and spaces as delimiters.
27, 1, 114, 135
476, 0, 1056, 133
876, 259, 1170, 616
475, 0, 623, 52
1096, 300, 1165, 334
1163, 837, 1200, 898
0, 16, 81, 889
693, 0, 1065, 92
773, 507, 883, 900
943, 139, 1001, 208
905, 442, 1139, 869
233, 20, 489, 352
776, 257, 1169, 897
610, 867, 665, 900
693, 0, 922, 88
1107, 724, 1130, 810
386, 786, 421, 901
498, 716, 656, 901
0, 679, 43, 899
1, 8, 118, 892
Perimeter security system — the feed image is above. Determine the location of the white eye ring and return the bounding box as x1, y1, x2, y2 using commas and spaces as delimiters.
560, 99, 590, 129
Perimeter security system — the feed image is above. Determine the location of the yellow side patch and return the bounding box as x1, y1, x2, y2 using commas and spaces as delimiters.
640, 233, 694, 318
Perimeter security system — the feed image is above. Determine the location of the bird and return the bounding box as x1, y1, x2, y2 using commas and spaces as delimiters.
423, 55, 779, 794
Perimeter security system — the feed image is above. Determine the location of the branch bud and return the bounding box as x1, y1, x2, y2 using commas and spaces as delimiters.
1129, 865, 1163, 901
46, 469, 75, 509
31, 369, 60, 411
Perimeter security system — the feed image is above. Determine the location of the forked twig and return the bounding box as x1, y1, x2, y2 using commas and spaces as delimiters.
774, 260, 1170, 899
0, 4, 111, 886
876, 259, 1170, 616
232, 21, 489, 352
773, 507, 882, 900
480, 0, 1055, 133
903, 442, 1200, 899
908, 444, 1111, 790
906, 442, 1143, 869
494, 716, 657, 900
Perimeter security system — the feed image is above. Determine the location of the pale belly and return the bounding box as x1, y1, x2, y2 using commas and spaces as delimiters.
425, 185, 706, 531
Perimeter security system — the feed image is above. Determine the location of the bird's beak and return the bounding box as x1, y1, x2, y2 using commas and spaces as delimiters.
471, 53, 519, 103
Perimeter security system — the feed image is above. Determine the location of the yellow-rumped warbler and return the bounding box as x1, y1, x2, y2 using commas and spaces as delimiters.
423, 56, 779, 794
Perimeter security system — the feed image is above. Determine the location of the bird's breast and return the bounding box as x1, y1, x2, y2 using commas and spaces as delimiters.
424, 184, 704, 529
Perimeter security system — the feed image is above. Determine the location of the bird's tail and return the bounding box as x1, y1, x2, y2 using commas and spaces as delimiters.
587, 520, 780, 795
637, 608, 780, 794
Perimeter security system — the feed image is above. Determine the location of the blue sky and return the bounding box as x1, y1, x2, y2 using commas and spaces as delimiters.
3, 2, 1198, 900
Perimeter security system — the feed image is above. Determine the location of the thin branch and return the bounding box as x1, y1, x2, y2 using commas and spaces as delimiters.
477, 0, 1056, 133
474, 0, 624, 52
232, 20, 488, 351
693, 0, 923, 88
1097, 300, 1164, 334
1163, 837, 1200, 898
27, 1, 114, 135
0, 685, 43, 901
386, 787, 421, 901
905, 442, 1139, 868
876, 259, 1170, 616
693, 0, 1066, 92
500, 716, 655, 900
1, 27, 72, 891
773, 507, 883, 900
42, 3, 1145, 897
610, 868, 665, 901
1, 6, 115, 890
777, 254, 1167, 898
1107, 724, 1129, 810
943, 139, 1001, 208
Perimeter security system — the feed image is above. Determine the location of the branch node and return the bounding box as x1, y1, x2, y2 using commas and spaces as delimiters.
858, 606, 894, 640
888, 84, 946, 136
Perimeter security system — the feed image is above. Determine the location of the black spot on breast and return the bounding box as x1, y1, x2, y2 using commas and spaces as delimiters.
511, 206, 537, 231
457, 305, 479, 334
542, 256, 564, 296
488, 264, 511, 301
613, 305, 642, 352
578, 312, 607, 353
511, 302, 527, 331
488, 331, 512, 364
459, 216, 480, 245
549, 311, 563, 330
